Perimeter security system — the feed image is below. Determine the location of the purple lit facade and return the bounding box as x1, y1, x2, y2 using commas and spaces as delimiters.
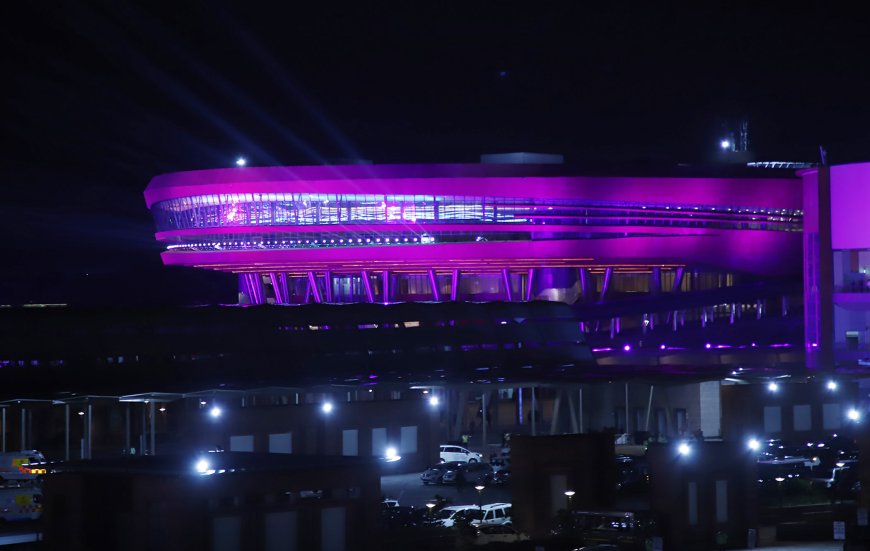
145, 164, 802, 305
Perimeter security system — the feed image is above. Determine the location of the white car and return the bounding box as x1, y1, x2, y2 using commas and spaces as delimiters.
439, 445, 483, 463
469, 503, 512, 526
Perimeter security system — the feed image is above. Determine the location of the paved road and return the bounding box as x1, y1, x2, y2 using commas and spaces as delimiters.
381, 472, 511, 508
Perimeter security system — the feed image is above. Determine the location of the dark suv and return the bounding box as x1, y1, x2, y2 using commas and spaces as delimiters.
421, 461, 464, 485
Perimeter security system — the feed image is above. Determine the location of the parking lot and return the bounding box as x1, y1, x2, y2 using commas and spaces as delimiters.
381, 472, 512, 508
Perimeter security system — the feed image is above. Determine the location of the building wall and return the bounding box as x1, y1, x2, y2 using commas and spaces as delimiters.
648, 441, 758, 551
511, 433, 616, 538
42, 457, 380, 551
721, 381, 860, 443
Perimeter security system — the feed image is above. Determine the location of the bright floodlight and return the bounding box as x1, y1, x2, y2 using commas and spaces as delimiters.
847, 408, 860, 421
475, 485, 485, 491
564, 490, 576, 497
720, 139, 731, 150
385, 447, 397, 459
429, 396, 439, 407
235, 157, 247, 167
747, 438, 760, 451
775, 476, 785, 483
767, 382, 779, 393
209, 406, 222, 418
322, 402, 334, 414
827, 380, 838, 391
195, 458, 210, 473
677, 442, 691, 456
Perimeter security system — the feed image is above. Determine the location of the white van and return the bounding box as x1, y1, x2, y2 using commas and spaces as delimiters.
0, 451, 46, 483
0, 487, 43, 521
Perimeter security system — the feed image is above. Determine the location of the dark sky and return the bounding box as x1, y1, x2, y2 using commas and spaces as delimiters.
2, 2, 869, 305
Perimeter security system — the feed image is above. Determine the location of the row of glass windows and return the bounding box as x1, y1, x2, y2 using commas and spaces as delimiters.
152, 195, 802, 233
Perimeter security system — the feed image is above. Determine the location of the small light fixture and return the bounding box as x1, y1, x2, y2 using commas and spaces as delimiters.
767, 382, 779, 393
826, 380, 837, 391
235, 157, 247, 167
429, 396, 439, 407
747, 438, 760, 451
322, 402, 334, 414
209, 406, 222, 418
677, 443, 691, 456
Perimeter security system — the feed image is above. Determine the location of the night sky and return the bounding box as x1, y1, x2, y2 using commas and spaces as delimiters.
3, 2, 869, 306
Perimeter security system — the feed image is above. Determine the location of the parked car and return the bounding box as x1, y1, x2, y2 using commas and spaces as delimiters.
492, 468, 511, 486
469, 502, 512, 526
434, 505, 479, 528
472, 524, 528, 545
439, 444, 483, 463
421, 461, 464, 485
441, 462, 493, 485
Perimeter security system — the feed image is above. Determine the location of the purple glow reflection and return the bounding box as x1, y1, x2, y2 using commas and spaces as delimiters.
592, 347, 613, 352
660, 344, 666, 350
714, 344, 732, 349
769, 343, 792, 348
623, 344, 631, 352
368, 374, 378, 379
705, 343, 712, 349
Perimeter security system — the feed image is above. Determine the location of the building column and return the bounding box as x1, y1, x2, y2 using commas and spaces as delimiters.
525, 269, 535, 302
428, 270, 440, 301
382, 270, 390, 304
306, 271, 322, 303
86, 403, 92, 459
324, 271, 333, 303
451, 270, 461, 301
20, 407, 26, 450
361, 270, 374, 303
501, 269, 513, 302
579, 268, 593, 303
65, 405, 70, 461
150, 402, 156, 456
599, 267, 614, 302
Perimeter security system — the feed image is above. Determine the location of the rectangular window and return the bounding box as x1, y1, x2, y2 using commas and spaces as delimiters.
400, 426, 417, 454
674, 409, 687, 436
371, 428, 387, 456
687, 482, 698, 526
342, 429, 359, 456
321, 507, 345, 551
715, 480, 728, 523
268, 432, 292, 454
212, 516, 241, 551
763, 406, 782, 434
229, 435, 254, 452
264, 511, 297, 551
823, 403, 842, 430
793, 405, 812, 432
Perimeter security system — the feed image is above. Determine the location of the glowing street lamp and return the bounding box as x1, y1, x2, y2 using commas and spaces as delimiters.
747, 438, 760, 452
322, 402, 334, 414
847, 408, 861, 422
720, 139, 731, 150
677, 442, 691, 456
209, 406, 222, 419
428, 396, 439, 407
826, 380, 838, 391
767, 382, 779, 393
474, 484, 485, 508
564, 490, 575, 510
235, 157, 247, 167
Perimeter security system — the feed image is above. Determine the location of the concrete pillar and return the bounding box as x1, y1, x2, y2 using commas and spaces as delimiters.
65, 405, 70, 461
150, 402, 156, 455
20, 407, 26, 450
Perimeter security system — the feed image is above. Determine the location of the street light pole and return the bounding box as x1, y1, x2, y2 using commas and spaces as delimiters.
475, 484, 485, 509
564, 490, 575, 511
